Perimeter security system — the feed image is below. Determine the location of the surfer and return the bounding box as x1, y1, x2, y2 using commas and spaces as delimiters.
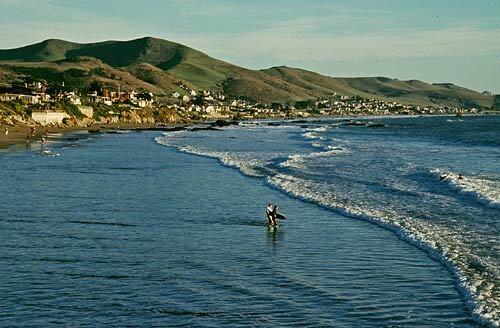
266, 203, 274, 226
440, 173, 450, 181
272, 205, 279, 227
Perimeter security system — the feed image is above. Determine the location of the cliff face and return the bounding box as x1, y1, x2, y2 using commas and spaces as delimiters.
0, 101, 183, 127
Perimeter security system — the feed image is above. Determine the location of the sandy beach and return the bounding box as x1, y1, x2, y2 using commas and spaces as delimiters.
0, 123, 156, 149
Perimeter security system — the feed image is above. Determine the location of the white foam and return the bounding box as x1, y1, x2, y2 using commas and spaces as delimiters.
432, 169, 500, 208
155, 130, 499, 327
266, 173, 499, 327
281, 147, 350, 169
305, 126, 328, 132
156, 136, 265, 177
41, 149, 60, 157
302, 132, 325, 141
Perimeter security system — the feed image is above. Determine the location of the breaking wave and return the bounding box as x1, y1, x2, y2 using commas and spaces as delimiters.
155, 118, 500, 327
432, 169, 500, 209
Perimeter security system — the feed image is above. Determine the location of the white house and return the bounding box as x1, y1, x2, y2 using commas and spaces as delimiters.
18, 94, 40, 104
103, 98, 112, 106
0, 94, 18, 102
128, 91, 138, 101
137, 99, 148, 108
67, 93, 82, 105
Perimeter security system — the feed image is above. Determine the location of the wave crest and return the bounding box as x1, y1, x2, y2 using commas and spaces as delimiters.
432, 169, 500, 208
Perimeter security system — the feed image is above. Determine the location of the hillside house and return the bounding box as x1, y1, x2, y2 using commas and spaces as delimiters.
18, 94, 41, 104
0, 94, 19, 102
67, 93, 82, 105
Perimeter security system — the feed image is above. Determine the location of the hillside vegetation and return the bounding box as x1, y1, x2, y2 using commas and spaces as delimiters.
0, 37, 495, 108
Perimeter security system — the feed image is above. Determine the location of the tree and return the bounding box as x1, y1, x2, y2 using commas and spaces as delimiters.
87, 80, 103, 95
137, 92, 153, 101
295, 100, 314, 110
47, 83, 70, 98
271, 102, 282, 110
191, 95, 205, 106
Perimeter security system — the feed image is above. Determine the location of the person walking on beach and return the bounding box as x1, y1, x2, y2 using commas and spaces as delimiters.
266, 203, 274, 226
4, 127, 8, 136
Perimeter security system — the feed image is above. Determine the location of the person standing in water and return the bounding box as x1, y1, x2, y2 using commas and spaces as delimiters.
266, 203, 274, 226
272, 205, 279, 227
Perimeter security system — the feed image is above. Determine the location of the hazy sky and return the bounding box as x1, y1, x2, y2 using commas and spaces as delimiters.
1, 0, 499, 92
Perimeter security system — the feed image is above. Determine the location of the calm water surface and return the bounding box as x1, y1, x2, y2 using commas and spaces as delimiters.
0, 121, 488, 327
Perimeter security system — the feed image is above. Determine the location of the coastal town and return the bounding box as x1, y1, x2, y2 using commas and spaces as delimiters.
2, 1, 500, 327
0, 78, 484, 128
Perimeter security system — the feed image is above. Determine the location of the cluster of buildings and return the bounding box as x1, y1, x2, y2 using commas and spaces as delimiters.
311, 95, 477, 116
86, 90, 154, 108
0, 80, 155, 108
0, 79, 483, 126
172, 90, 480, 120
0, 81, 51, 104
0, 80, 157, 125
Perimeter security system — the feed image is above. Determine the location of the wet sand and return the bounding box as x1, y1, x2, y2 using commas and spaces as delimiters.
0, 123, 156, 149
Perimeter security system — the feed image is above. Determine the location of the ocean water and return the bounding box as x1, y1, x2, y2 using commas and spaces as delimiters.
156, 115, 499, 327
0, 115, 496, 327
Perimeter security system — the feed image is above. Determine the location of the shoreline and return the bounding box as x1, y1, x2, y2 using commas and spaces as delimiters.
155, 117, 499, 327
0, 123, 160, 150
0, 117, 491, 325
3, 129, 476, 325
2, 112, 498, 150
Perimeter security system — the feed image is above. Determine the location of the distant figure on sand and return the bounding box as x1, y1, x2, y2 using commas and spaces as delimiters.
4, 127, 8, 136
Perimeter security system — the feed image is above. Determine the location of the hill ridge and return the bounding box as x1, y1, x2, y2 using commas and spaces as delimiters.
0, 37, 495, 108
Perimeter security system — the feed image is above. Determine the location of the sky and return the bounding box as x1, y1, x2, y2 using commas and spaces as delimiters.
1, 0, 499, 93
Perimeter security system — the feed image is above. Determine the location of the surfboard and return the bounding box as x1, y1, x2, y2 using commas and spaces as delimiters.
276, 213, 286, 220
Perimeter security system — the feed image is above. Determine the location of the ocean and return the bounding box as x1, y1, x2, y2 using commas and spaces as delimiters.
0, 115, 498, 326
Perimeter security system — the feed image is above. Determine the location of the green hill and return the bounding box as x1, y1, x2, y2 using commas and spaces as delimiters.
0, 39, 83, 62
0, 37, 494, 108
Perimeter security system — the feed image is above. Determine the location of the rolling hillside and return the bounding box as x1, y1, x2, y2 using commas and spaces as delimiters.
0, 37, 494, 108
